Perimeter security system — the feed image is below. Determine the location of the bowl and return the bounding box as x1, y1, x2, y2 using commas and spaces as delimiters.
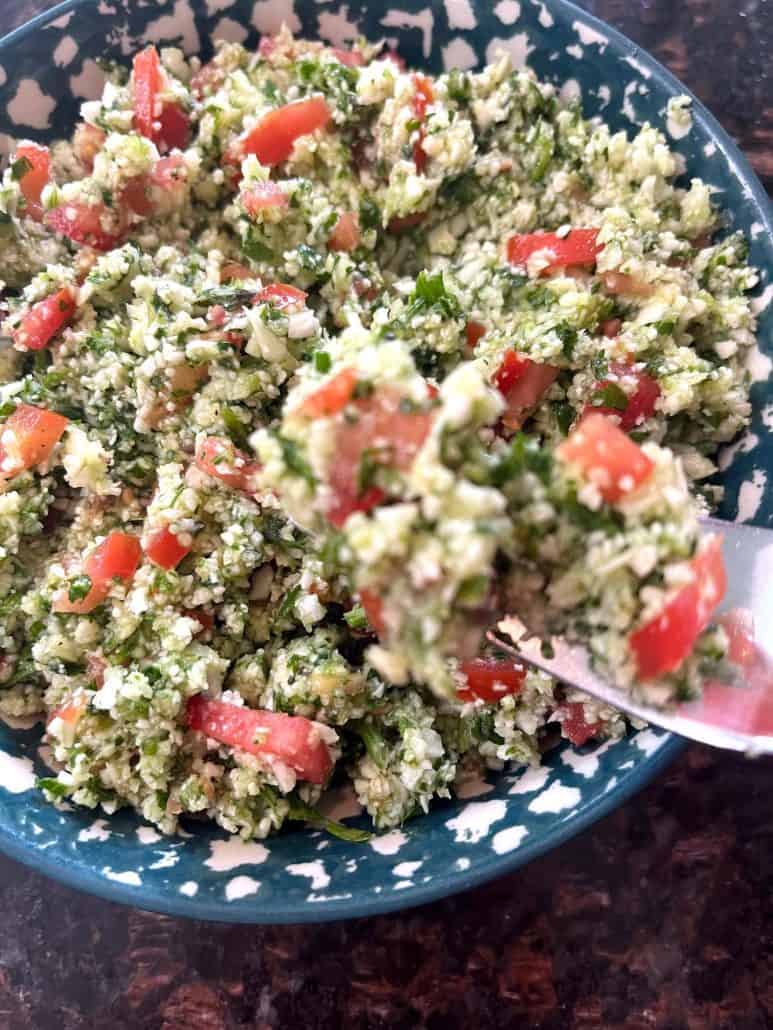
0, 0, 769, 923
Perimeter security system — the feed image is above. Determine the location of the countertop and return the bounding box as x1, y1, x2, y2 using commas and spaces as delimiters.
0, 2, 772, 1028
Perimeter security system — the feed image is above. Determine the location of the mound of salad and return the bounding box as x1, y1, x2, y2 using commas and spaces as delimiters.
0, 29, 759, 838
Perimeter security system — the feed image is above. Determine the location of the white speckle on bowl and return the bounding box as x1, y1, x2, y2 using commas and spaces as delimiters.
206, 0, 236, 14
225, 875, 260, 901
53, 36, 78, 68
762, 403, 773, 429
508, 764, 550, 795
179, 881, 199, 897
456, 857, 471, 871
446, 800, 507, 843
566, 43, 583, 60
102, 867, 141, 887
77, 819, 111, 843
491, 824, 527, 854
573, 21, 607, 49
307, 892, 353, 903
633, 728, 666, 756
136, 825, 162, 845
620, 760, 634, 770
622, 80, 640, 123
719, 431, 758, 472
561, 739, 613, 779
251, 0, 301, 36
287, 860, 330, 891
493, 0, 520, 26
393, 860, 422, 878
318, 6, 360, 45
70, 59, 106, 100
604, 776, 618, 794
751, 284, 773, 317
150, 849, 180, 871
7, 80, 56, 130
205, 837, 269, 872
455, 768, 494, 799
145, 0, 201, 54
485, 33, 533, 68
746, 344, 773, 383
666, 113, 691, 140
51, 12, 74, 28
442, 38, 478, 71
381, 9, 435, 60
596, 84, 611, 108
560, 78, 581, 103
393, 880, 413, 890
624, 53, 652, 79
528, 782, 581, 815
0, 66, 7, 88
370, 829, 407, 856
751, 221, 764, 239
738, 469, 767, 522
0, 750, 36, 793
317, 783, 363, 821
30, 822, 43, 836
213, 17, 248, 44
446, 0, 478, 30
532, 0, 553, 27
704, 141, 718, 157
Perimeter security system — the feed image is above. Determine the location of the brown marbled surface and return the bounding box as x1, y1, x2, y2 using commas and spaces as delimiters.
0, 3, 771, 1029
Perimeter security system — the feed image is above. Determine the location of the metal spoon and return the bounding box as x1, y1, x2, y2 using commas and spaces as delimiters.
488, 517, 773, 755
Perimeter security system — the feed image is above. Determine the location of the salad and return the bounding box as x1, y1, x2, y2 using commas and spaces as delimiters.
0, 29, 758, 838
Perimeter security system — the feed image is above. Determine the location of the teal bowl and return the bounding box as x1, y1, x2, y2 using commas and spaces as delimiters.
0, 0, 768, 923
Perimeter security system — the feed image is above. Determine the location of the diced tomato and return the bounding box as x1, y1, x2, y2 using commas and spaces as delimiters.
253, 282, 307, 312
258, 35, 278, 59
157, 102, 190, 150
46, 201, 122, 252
53, 531, 142, 614
382, 50, 406, 70
557, 412, 654, 504
143, 526, 192, 570
601, 272, 654, 298
186, 694, 333, 784
465, 320, 486, 351
220, 262, 253, 282
720, 609, 758, 670
0, 404, 69, 478
184, 608, 215, 635
195, 436, 261, 493
332, 47, 365, 67
72, 123, 106, 170
190, 60, 226, 99
359, 588, 386, 636
208, 304, 227, 327
122, 175, 154, 216
411, 73, 434, 172
47, 693, 87, 729
15, 142, 50, 222
557, 701, 601, 747
458, 658, 526, 703
387, 212, 426, 233
328, 211, 360, 252
600, 318, 621, 338
132, 46, 163, 141
507, 229, 601, 276
325, 387, 433, 527
12, 288, 76, 351
493, 350, 558, 430
585, 361, 661, 431
296, 367, 358, 418
241, 97, 332, 166
152, 153, 187, 189
241, 181, 289, 218
629, 535, 726, 681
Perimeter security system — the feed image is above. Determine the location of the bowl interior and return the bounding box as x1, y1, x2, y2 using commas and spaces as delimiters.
0, 0, 768, 922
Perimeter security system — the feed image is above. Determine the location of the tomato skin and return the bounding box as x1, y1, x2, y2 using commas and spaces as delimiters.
493, 350, 558, 430
241, 181, 289, 218
53, 532, 142, 614
332, 47, 365, 67
629, 535, 726, 680
557, 412, 654, 504
220, 262, 252, 283
253, 282, 307, 312
507, 229, 601, 275
122, 175, 153, 216
0, 404, 69, 477
585, 362, 661, 431
157, 102, 190, 150
241, 97, 332, 166
15, 142, 50, 221
195, 436, 261, 493
297, 367, 358, 418
143, 526, 191, 570
387, 212, 426, 233
12, 288, 76, 351
458, 658, 526, 703
557, 701, 600, 747
359, 589, 386, 636
132, 46, 163, 140
465, 320, 486, 351
46, 202, 122, 252
328, 211, 360, 252
186, 695, 333, 784
47, 693, 87, 730
600, 318, 621, 338
411, 74, 434, 172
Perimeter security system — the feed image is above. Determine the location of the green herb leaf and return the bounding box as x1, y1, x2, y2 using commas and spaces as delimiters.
222, 406, 251, 449
592, 383, 628, 411
288, 800, 372, 843
344, 604, 368, 631
68, 575, 93, 603
37, 777, 70, 799
313, 350, 332, 374
10, 156, 32, 181
351, 720, 390, 769
276, 433, 316, 486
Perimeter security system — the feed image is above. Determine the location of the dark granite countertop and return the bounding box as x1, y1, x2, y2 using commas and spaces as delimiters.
0, 3, 771, 1028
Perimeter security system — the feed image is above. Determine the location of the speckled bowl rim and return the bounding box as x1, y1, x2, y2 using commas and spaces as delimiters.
0, 0, 766, 923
